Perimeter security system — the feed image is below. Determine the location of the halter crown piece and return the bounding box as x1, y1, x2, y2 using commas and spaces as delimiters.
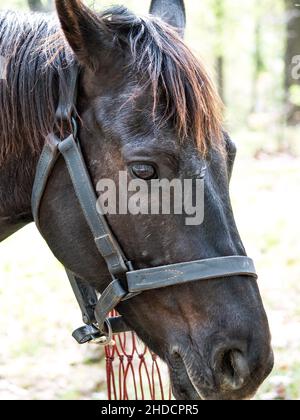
31, 65, 258, 346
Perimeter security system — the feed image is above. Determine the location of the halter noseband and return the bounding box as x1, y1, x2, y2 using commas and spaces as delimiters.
31, 65, 257, 346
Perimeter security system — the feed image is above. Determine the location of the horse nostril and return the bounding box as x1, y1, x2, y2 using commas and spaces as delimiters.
216, 349, 250, 391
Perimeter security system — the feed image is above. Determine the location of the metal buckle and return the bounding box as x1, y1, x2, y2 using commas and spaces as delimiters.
72, 320, 115, 346
91, 319, 114, 346
71, 117, 78, 139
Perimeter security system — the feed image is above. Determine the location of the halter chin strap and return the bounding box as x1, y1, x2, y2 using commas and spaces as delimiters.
32, 64, 258, 346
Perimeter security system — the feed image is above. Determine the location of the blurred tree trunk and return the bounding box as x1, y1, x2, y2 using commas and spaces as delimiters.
250, 0, 266, 114
28, 0, 53, 12
216, 55, 224, 103
284, 1, 300, 125
251, 18, 264, 112
213, 0, 225, 102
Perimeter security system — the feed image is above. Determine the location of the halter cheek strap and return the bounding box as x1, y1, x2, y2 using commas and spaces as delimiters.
31, 64, 258, 346
59, 134, 128, 276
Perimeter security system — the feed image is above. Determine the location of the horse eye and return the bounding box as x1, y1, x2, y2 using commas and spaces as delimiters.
130, 164, 157, 180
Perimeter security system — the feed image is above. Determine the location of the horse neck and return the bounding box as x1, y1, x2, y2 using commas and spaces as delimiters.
0, 146, 39, 241
0, 12, 61, 241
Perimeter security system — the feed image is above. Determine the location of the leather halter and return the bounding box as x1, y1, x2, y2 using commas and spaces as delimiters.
31, 65, 258, 345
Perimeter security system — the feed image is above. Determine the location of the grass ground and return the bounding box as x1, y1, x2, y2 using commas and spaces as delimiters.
0, 155, 299, 400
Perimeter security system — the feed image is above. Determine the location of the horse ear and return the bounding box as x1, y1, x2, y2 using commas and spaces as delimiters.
55, 0, 108, 69
149, 0, 186, 38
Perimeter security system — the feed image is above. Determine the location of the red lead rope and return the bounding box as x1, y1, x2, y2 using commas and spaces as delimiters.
105, 314, 172, 400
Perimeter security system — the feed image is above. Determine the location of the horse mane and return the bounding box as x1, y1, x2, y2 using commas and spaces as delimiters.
100, 6, 224, 154
0, 6, 223, 164
0, 11, 73, 164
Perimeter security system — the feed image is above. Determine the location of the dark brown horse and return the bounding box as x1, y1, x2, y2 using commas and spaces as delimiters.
0, 0, 273, 400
